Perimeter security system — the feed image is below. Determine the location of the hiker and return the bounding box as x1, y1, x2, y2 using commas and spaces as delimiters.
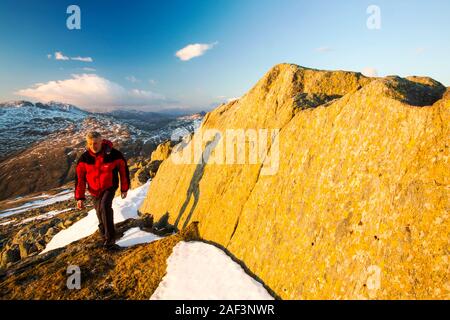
74, 131, 130, 249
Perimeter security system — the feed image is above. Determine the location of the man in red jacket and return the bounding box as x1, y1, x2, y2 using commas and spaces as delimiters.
75, 131, 130, 249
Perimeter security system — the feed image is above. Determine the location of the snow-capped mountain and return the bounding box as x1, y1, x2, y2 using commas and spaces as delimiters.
0, 100, 34, 108
0, 100, 204, 201
0, 100, 203, 160
0, 101, 89, 159
0, 100, 88, 114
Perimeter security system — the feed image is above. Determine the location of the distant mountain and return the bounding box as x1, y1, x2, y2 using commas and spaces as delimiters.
176, 111, 206, 120
38, 101, 89, 114
0, 101, 203, 160
0, 100, 34, 108
104, 109, 173, 132
157, 108, 207, 117
106, 109, 170, 121
0, 100, 88, 114
0, 101, 89, 158
0, 100, 204, 200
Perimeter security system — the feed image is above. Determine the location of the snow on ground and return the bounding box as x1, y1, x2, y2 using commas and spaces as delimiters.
0, 189, 73, 217
150, 241, 274, 300
17, 208, 72, 225
33, 179, 272, 300
41, 181, 151, 254
115, 227, 162, 247
0, 219, 15, 226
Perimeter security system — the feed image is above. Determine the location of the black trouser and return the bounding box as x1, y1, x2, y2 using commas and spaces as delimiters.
93, 187, 117, 244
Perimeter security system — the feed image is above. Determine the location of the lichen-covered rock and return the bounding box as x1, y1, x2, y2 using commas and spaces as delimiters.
139, 63, 449, 299
0, 245, 20, 268
126, 140, 177, 191
150, 140, 175, 162
0, 204, 88, 268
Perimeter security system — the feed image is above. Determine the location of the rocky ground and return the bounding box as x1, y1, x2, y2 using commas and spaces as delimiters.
0, 134, 213, 300
0, 136, 176, 271
0, 194, 90, 269
0, 217, 199, 299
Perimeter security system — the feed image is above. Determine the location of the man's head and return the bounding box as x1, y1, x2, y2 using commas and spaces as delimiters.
86, 131, 103, 153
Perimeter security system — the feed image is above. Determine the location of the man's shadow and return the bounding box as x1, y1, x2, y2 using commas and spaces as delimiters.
174, 133, 221, 230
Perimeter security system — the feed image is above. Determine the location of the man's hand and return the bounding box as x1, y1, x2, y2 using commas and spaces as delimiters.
121, 191, 127, 199
76, 200, 85, 210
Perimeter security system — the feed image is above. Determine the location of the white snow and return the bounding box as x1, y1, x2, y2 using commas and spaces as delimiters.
17, 208, 72, 225
150, 241, 274, 300
116, 227, 161, 247
0, 220, 15, 226
0, 189, 73, 218
41, 181, 151, 254
27, 177, 272, 300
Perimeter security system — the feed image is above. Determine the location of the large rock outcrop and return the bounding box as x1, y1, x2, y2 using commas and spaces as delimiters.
139, 63, 449, 299
122, 140, 177, 195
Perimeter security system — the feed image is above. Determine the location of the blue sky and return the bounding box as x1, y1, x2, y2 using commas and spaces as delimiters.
0, 0, 449, 112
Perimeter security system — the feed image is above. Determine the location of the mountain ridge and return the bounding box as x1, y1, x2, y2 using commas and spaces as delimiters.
0, 100, 203, 201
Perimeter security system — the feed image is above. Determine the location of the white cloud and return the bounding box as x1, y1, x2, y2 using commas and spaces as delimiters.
361, 67, 378, 77
47, 54, 52, 59
175, 42, 218, 61
55, 51, 69, 61
82, 67, 96, 72
51, 51, 93, 62
71, 56, 93, 62
129, 89, 162, 100
315, 46, 333, 53
125, 75, 140, 83
149, 79, 157, 85
15, 74, 167, 111
415, 47, 426, 55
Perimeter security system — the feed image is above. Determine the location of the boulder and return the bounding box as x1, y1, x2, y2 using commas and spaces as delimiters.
139, 63, 449, 299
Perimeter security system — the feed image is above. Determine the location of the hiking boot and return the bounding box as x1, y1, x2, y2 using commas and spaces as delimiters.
103, 240, 120, 251
104, 243, 121, 252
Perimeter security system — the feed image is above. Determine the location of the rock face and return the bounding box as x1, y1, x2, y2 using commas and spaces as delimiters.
150, 140, 176, 163
125, 140, 177, 192
139, 63, 449, 299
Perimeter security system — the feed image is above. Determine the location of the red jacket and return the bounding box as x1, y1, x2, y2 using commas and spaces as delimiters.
75, 139, 130, 200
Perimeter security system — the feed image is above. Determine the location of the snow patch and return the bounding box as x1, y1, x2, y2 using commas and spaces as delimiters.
150, 241, 274, 300
0, 189, 73, 218
17, 208, 72, 225
41, 181, 151, 253
116, 227, 161, 247
0, 220, 15, 226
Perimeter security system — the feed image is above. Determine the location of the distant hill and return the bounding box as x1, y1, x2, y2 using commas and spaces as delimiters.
0, 101, 203, 201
